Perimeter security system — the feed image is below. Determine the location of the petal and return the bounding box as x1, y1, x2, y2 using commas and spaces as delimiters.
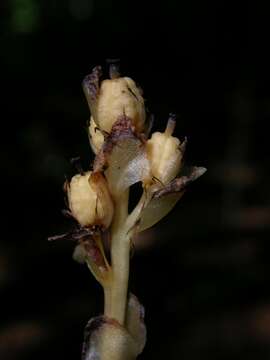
89, 172, 114, 229
105, 137, 149, 195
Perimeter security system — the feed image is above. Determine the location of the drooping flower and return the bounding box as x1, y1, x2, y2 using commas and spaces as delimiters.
83, 65, 146, 152
144, 116, 184, 186
66, 171, 114, 229
94, 76, 145, 133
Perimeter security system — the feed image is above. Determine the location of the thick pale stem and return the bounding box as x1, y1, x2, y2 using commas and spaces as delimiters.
111, 236, 130, 324
108, 190, 130, 325
104, 286, 112, 315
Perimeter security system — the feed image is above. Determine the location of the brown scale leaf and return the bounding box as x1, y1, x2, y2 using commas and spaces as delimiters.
48, 226, 107, 269
153, 166, 207, 198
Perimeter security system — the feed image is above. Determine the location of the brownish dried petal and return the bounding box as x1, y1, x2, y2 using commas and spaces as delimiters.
82, 66, 102, 119
93, 115, 135, 172
153, 166, 207, 198
49, 226, 108, 274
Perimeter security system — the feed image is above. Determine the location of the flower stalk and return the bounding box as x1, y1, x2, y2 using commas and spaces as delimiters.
108, 190, 130, 323
50, 62, 206, 359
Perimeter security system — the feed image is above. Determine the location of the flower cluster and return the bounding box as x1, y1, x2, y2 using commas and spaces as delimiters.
50, 63, 206, 360
66, 65, 206, 235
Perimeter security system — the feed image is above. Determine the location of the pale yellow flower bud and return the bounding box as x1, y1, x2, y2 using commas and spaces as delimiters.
145, 119, 182, 185
67, 171, 114, 228
94, 77, 145, 133
88, 116, 104, 154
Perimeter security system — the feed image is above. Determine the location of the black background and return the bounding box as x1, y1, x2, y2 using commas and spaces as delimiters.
1, 0, 270, 359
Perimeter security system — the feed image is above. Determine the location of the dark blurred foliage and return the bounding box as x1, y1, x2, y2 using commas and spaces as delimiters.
1, 0, 270, 359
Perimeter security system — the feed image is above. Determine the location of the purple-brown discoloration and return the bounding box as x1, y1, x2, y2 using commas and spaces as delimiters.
48, 226, 107, 269
48, 225, 95, 242
81, 316, 106, 360
83, 236, 106, 268
82, 66, 102, 103
81, 316, 123, 360
93, 114, 140, 172
153, 166, 207, 198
